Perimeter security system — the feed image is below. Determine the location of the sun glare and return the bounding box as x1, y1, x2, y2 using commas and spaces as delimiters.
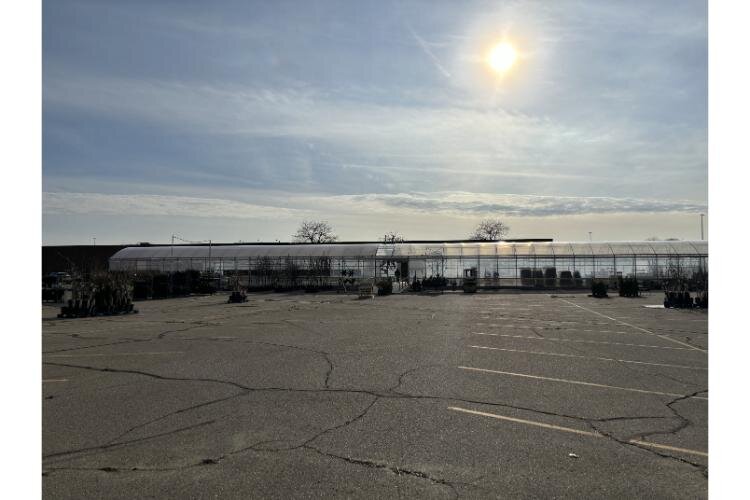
487, 42, 518, 74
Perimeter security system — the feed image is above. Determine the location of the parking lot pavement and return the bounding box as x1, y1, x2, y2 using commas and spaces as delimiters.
43, 292, 708, 498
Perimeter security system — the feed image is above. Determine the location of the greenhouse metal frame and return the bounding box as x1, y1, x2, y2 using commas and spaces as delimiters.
109, 240, 708, 290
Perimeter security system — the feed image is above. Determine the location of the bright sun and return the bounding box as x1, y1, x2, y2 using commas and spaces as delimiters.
487, 42, 518, 74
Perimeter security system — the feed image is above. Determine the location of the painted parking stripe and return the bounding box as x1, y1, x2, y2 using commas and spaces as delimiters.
477, 325, 656, 337
45, 351, 185, 358
472, 332, 690, 350
42, 379, 69, 383
457, 366, 708, 400
469, 345, 707, 371
559, 299, 706, 353
448, 406, 708, 457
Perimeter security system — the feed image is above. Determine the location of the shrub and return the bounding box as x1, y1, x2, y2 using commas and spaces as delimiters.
152, 274, 170, 299
376, 279, 393, 296
618, 276, 640, 297
133, 280, 151, 300
423, 276, 448, 289
533, 269, 544, 288
520, 268, 533, 286
559, 270, 574, 287
544, 268, 557, 288
591, 281, 608, 298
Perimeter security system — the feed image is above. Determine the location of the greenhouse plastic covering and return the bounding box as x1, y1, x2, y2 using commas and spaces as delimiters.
110, 240, 707, 262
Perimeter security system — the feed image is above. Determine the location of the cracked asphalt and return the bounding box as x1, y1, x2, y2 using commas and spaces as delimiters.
42, 292, 708, 499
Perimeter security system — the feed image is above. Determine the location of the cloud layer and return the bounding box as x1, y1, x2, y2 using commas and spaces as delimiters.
330, 192, 706, 217
44, 191, 706, 220
42, 192, 308, 219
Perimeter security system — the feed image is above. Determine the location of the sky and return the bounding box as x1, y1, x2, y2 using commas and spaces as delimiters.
42, 0, 708, 244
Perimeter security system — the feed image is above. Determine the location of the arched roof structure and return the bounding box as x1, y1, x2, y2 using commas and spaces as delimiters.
110, 240, 707, 263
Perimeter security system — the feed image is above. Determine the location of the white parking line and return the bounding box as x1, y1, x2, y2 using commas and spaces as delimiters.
457, 366, 708, 400
45, 351, 185, 358
469, 345, 707, 371
559, 299, 706, 353
472, 332, 690, 350
448, 406, 708, 457
42, 379, 68, 383
476, 324, 655, 337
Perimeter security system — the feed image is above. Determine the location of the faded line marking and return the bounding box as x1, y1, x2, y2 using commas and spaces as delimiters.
559, 299, 706, 353
469, 345, 706, 371
45, 351, 185, 358
449, 406, 599, 437
627, 439, 708, 457
475, 325, 654, 337
448, 406, 708, 457
42, 379, 68, 383
457, 366, 708, 400
472, 332, 690, 350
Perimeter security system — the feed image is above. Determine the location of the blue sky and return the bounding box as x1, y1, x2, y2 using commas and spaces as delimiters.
43, 0, 707, 244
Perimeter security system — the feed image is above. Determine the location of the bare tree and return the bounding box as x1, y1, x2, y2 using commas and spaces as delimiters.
293, 220, 338, 244
469, 219, 509, 241
382, 231, 404, 243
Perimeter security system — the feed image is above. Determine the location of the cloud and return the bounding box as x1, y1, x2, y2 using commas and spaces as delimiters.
44, 191, 706, 220
43, 0, 706, 205
44, 71, 705, 198
406, 22, 452, 79
43, 192, 308, 220
324, 192, 706, 218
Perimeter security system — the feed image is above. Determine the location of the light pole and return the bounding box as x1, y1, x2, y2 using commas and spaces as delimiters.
700, 214, 705, 240
588, 231, 592, 242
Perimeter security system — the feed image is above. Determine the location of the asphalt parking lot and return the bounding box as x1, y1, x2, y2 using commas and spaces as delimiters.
42, 291, 708, 499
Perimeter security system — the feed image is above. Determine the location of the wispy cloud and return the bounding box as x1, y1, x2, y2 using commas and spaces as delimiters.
44, 71, 705, 197
43, 192, 308, 219
325, 192, 706, 218
44, 191, 706, 220
406, 22, 452, 79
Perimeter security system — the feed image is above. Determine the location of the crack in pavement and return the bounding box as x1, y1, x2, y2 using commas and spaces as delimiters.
582, 388, 708, 477
387, 364, 447, 394
585, 419, 708, 477
103, 391, 248, 447
175, 337, 336, 389
42, 358, 707, 485
43, 440, 482, 499
301, 445, 463, 499
157, 323, 212, 339
44, 419, 217, 461
627, 389, 707, 443
43, 344, 492, 494
251, 394, 381, 454
43, 338, 154, 354
43, 360, 691, 432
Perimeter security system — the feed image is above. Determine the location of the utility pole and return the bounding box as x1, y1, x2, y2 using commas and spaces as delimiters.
171, 234, 175, 257
92, 237, 96, 247
700, 214, 705, 240
588, 231, 592, 242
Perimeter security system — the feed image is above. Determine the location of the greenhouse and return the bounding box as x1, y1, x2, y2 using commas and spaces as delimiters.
109, 240, 708, 291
